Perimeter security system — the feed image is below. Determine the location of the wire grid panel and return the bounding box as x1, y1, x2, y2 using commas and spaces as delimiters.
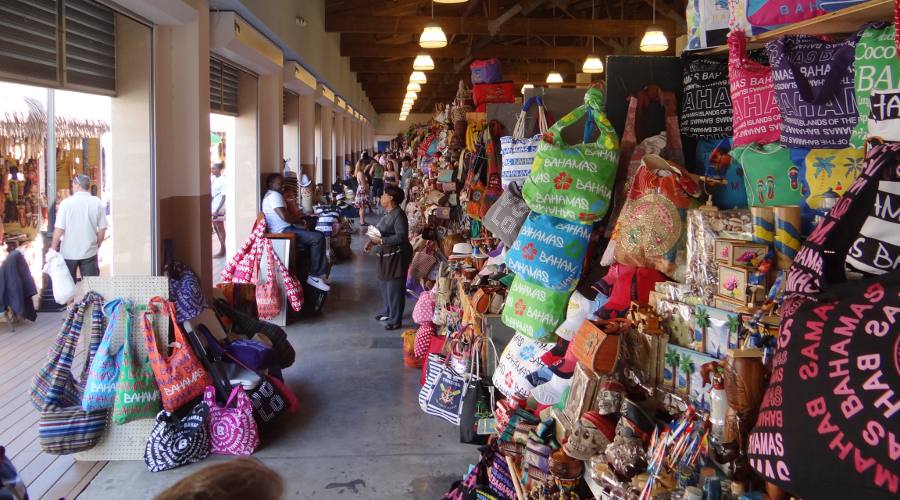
74, 276, 169, 461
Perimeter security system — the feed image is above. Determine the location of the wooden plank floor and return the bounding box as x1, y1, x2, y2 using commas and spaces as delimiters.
0, 311, 108, 500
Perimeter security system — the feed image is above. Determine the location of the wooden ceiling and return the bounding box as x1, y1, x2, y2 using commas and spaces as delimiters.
325, 0, 684, 114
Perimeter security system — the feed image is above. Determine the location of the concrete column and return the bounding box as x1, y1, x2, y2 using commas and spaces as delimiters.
343, 115, 352, 173
258, 72, 283, 174
283, 92, 299, 174
228, 72, 260, 257
110, 15, 153, 275
298, 93, 315, 181
320, 106, 333, 189
154, 0, 212, 291
333, 111, 344, 184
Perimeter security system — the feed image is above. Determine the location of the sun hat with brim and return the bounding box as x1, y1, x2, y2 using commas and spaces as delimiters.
300, 174, 312, 187
449, 242, 473, 260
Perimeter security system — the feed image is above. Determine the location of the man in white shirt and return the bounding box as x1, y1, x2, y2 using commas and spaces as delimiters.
262, 173, 330, 291
51, 174, 108, 279
211, 162, 226, 257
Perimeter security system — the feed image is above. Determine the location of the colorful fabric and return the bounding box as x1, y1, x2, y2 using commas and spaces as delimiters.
204, 386, 259, 455
746, 0, 824, 33
728, 31, 780, 146
505, 212, 591, 291
767, 35, 859, 148
501, 275, 569, 341
522, 87, 620, 224
113, 300, 161, 424
681, 56, 733, 138
82, 298, 127, 412
790, 147, 865, 234
734, 143, 806, 207
492, 332, 555, 399
853, 23, 900, 145
698, 138, 748, 209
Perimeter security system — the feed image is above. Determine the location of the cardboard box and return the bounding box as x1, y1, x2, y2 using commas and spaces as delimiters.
715, 238, 768, 267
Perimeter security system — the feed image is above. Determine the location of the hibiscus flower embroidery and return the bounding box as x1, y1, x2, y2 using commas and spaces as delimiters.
514, 299, 527, 316
554, 172, 573, 190
522, 242, 538, 261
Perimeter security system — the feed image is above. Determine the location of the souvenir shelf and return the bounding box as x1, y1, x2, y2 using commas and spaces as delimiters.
698, 0, 893, 54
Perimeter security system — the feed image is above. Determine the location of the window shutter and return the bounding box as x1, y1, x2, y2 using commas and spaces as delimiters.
210, 56, 239, 116
63, 0, 116, 92
0, 0, 59, 86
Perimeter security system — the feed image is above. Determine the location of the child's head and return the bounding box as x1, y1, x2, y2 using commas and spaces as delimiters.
154, 458, 284, 500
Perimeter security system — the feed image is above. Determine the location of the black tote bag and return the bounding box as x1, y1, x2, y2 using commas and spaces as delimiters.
747, 142, 900, 499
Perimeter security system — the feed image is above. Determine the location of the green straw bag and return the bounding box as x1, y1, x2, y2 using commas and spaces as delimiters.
522, 87, 620, 224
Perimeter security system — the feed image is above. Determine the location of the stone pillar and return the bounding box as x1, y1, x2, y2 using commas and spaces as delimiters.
320, 105, 333, 190
283, 92, 299, 174
110, 15, 153, 274
258, 72, 283, 175
343, 115, 352, 172
299, 93, 315, 181
227, 72, 260, 258
154, 0, 212, 291
333, 111, 344, 185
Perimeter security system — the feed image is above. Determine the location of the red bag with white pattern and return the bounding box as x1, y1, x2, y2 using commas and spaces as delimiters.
255, 239, 281, 320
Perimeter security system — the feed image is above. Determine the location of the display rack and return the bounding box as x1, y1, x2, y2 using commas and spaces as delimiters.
698, 0, 892, 54
74, 276, 169, 461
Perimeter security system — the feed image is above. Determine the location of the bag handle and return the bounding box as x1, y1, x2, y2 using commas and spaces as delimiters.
545, 87, 618, 148
512, 96, 549, 140
778, 37, 856, 105
145, 296, 191, 359
224, 385, 247, 410
119, 300, 142, 366
62, 292, 105, 391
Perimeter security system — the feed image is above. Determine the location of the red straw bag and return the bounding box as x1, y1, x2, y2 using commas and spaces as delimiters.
143, 297, 213, 412
256, 239, 281, 320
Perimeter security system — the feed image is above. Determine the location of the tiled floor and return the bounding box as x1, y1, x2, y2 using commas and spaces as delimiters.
77, 236, 476, 499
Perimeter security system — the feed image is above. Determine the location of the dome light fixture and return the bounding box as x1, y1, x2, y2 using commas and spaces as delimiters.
407, 82, 422, 92
399, 115, 408, 121
640, 0, 668, 52
410, 71, 427, 84
546, 71, 563, 84
405, 91, 418, 100
582, 56, 604, 73
419, 2, 448, 48
521, 83, 534, 95
434, 0, 467, 3
583, 1, 604, 73
413, 53, 435, 71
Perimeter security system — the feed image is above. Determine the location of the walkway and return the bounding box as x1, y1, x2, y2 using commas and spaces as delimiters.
78, 236, 475, 499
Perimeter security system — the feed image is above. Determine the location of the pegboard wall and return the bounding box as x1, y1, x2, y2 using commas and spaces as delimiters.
74, 276, 169, 462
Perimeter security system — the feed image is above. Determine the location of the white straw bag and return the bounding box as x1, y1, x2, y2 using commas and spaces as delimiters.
499, 96, 548, 189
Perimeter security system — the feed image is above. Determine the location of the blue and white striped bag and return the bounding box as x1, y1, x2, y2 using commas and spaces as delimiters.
500, 96, 548, 188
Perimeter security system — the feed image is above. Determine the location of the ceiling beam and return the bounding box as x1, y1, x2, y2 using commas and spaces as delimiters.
326, 15, 673, 38
342, 40, 602, 59
350, 58, 577, 75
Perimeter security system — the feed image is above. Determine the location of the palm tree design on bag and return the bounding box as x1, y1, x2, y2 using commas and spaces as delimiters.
726, 314, 741, 351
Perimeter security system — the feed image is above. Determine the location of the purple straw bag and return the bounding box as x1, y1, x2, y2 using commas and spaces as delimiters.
204, 385, 259, 455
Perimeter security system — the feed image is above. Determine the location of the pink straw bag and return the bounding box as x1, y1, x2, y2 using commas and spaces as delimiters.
204, 385, 259, 455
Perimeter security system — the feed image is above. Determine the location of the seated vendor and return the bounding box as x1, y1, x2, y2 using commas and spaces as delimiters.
261, 173, 330, 292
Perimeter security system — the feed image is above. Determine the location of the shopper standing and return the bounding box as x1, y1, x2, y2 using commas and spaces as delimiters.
366, 185, 411, 330
354, 160, 370, 226
210, 162, 227, 257
261, 173, 331, 292
51, 174, 108, 279
371, 155, 385, 202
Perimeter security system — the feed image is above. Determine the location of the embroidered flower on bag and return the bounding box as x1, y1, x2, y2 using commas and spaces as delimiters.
554, 172, 573, 190
505, 371, 515, 389
522, 243, 538, 261
514, 299, 527, 316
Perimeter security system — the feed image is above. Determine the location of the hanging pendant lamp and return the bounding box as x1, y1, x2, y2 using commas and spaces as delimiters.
419, 2, 447, 48
521, 83, 534, 95
410, 71, 428, 84
582, 0, 604, 73
434, 0, 467, 3
405, 91, 418, 100
407, 82, 422, 92
640, 0, 668, 52
413, 53, 435, 71
546, 72, 563, 84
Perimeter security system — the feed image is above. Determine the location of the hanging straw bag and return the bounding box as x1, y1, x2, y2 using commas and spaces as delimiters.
33, 292, 110, 455
500, 96, 549, 188
143, 297, 213, 412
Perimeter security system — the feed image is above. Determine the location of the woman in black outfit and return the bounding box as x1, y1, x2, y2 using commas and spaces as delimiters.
365, 185, 412, 330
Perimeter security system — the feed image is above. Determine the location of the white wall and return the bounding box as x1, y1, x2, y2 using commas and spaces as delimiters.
375, 113, 433, 138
